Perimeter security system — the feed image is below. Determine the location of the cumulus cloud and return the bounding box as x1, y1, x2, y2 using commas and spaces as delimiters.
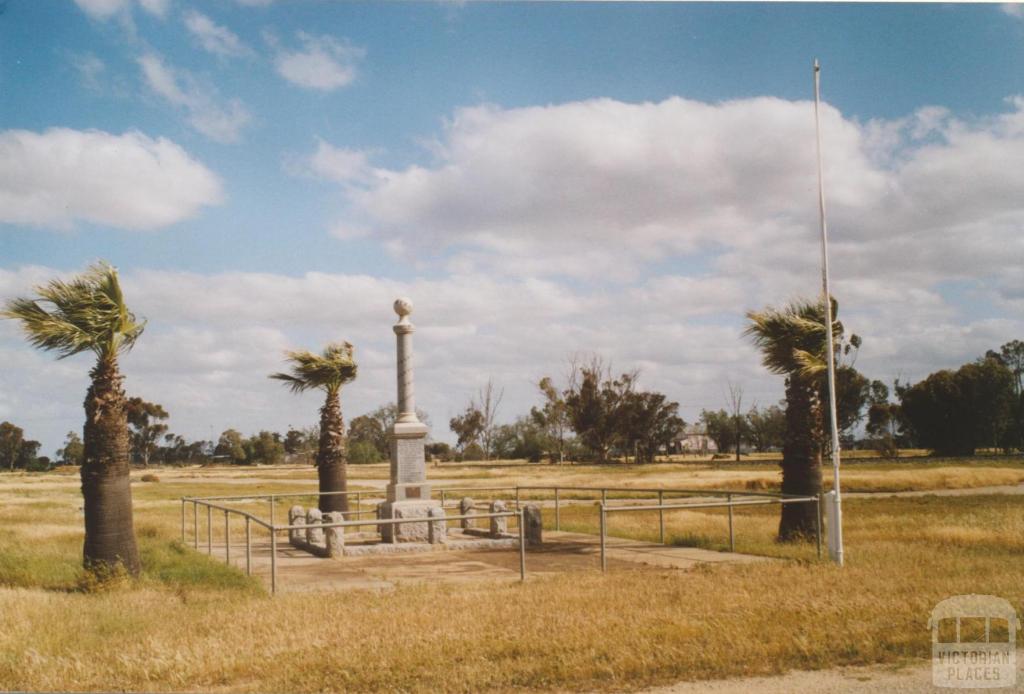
0, 264, 768, 452
323, 95, 1024, 313
287, 139, 377, 185
5, 262, 1019, 455
0, 128, 222, 231
272, 32, 364, 91
138, 53, 252, 142
183, 10, 252, 58
5, 96, 1023, 456
337, 97, 884, 276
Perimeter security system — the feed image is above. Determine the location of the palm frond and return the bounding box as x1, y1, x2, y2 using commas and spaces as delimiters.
745, 296, 844, 380
269, 341, 359, 395
1, 261, 144, 360
268, 372, 311, 394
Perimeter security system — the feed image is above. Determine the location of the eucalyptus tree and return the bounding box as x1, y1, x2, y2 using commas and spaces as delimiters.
745, 297, 858, 541
270, 342, 358, 513
3, 262, 144, 575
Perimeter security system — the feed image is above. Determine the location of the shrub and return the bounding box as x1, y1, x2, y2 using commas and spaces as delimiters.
461, 442, 486, 461
348, 440, 382, 465
140, 473, 159, 483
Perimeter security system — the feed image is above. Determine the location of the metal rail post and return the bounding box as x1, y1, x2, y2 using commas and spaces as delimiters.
601, 489, 607, 506
555, 487, 560, 531
515, 487, 521, 510
224, 511, 230, 565
658, 490, 665, 544
440, 489, 446, 508
269, 495, 275, 528
193, 502, 198, 550
599, 504, 607, 572
518, 509, 526, 581
815, 495, 823, 559
207, 505, 212, 555
727, 493, 735, 552
180, 499, 186, 543
245, 516, 252, 576
270, 529, 278, 595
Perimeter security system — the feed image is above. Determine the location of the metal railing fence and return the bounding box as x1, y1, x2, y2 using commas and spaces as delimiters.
181, 483, 821, 593
597, 494, 822, 571
181, 495, 524, 595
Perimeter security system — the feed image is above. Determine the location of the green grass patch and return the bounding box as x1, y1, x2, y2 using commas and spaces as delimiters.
138, 538, 262, 594
0, 536, 84, 590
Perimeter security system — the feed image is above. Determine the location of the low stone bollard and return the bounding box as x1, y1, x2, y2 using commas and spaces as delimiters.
289, 505, 306, 547
306, 508, 324, 546
489, 499, 507, 537
428, 506, 447, 544
523, 504, 542, 546
376, 503, 389, 540
459, 497, 474, 531
324, 511, 345, 557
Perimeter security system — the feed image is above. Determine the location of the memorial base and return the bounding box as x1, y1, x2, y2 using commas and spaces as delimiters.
378, 499, 442, 543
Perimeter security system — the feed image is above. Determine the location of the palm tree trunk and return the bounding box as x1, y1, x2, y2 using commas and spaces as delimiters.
778, 376, 823, 541
317, 388, 349, 513
81, 356, 141, 576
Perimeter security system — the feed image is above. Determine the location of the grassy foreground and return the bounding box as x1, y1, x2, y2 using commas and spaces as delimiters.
0, 465, 1021, 692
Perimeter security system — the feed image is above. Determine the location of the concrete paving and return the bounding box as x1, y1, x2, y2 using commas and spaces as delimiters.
201, 529, 770, 593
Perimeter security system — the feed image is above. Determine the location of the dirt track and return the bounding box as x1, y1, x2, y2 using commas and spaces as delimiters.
647, 661, 950, 693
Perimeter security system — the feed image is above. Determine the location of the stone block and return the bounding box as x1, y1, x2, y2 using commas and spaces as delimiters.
379, 500, 440, 542
489, 499, 507, 537
306, 508, 324, 546
324, 511, 345, 557
428, 506, 447, 544
523, 504, 543, 546
288, 505, 306, 547
459, 497, 474, 530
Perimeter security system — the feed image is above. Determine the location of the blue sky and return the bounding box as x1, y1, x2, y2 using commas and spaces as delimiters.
2, 0, 1024, 454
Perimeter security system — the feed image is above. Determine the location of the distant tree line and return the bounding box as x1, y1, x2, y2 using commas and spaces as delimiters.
0, 421, 47, 471
865, 340, 1023, 457
443, 358, 686, 464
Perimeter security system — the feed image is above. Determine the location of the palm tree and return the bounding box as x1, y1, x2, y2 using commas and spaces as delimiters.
270, 342, 358, 513
744, 297, 849, 542
2, 262, 144, 575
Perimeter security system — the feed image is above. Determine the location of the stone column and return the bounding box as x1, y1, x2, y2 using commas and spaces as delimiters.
380, 297, 440, 542
386, 298, 431, 504
394, 297, 418, 425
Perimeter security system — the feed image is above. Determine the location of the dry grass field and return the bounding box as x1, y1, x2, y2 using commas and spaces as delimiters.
0, 459, 1022, 692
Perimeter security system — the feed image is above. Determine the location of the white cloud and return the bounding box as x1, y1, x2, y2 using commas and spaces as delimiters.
73, 0, 131, 19
288, 139, 377, 185
0, 128, 222, 231
138, 53, 252, 143
338, 97, 885, 278
70, 52, 106, 92
1002, 4, 1023, 19
137, 0, 169, 17
273, 32, 364, 91
325, 95, 1024, 314
73, 0, 167, 19
183, 10, 252, 58
5, 263, 1019, 456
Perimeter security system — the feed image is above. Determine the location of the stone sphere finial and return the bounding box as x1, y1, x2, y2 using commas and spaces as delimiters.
394, 297, 413, 318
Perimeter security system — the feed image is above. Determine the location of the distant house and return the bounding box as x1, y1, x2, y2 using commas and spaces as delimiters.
676, 425, 718, 455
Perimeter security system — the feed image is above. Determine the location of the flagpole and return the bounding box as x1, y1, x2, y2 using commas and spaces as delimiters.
813, 59, 844, 566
